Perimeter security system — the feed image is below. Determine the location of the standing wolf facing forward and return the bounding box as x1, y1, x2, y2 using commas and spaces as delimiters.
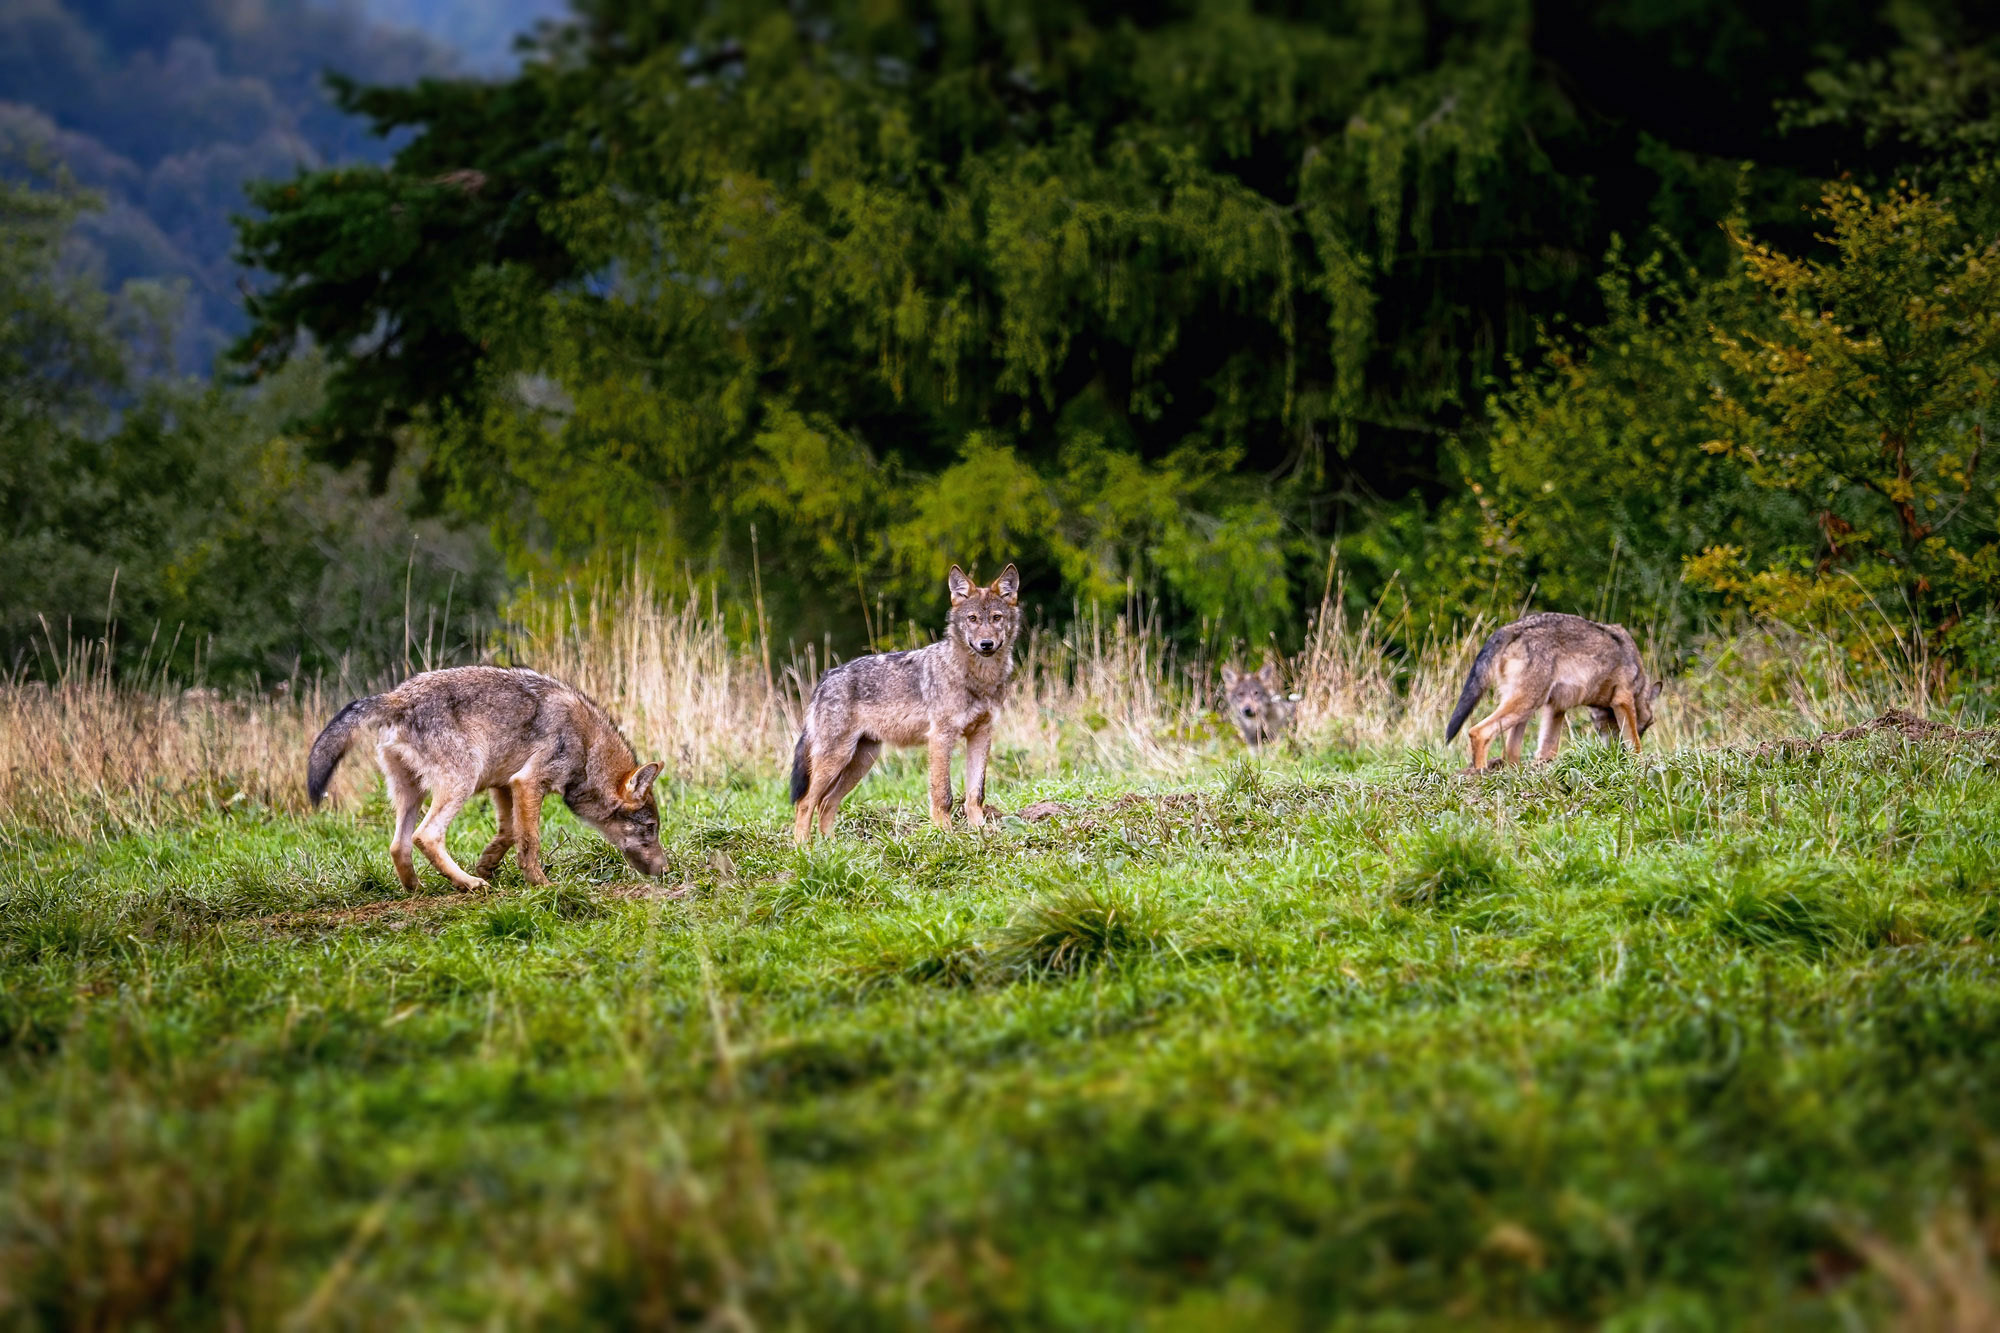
1220, 658, 1296, 748
1445, 612, 1662, 772
791, 563, 1021, 845
307, 666, 667, 890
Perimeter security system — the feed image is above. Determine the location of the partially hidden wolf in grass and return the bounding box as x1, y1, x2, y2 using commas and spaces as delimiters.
1445, 612, 1662, 772
1220, 658, 1296, 748
791, 563, 1021, 845
307, 666, 667, 890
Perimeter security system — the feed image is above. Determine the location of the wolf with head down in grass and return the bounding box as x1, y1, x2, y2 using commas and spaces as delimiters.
791, 563, 1021, 844
307, 666, 668, 890
1446, 612, 1662, 772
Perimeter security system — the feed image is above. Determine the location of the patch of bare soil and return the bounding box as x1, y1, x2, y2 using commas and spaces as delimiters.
254, 880, 695, 931
255, 889, 492, 932
1748, 707, 2000, 759
601, 881, 696, 902
1007, 791, 1208, 827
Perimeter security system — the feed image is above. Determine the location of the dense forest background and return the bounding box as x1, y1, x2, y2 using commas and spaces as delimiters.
4, 0, 1998, 687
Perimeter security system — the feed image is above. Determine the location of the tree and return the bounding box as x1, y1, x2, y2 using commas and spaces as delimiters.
231, 0, 1980, 649
1688, 182, 2000, 665
0, 166, 504, 684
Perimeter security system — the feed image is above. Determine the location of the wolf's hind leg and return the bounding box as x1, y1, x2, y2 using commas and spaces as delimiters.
381, 747, 425, 892
1468, 704, 1532, 772
819, 739, 880, 838
1467, 707, 1519, 772
511, 781, 550, 885
473, 786, 516, 879
1534, 706, 1566, 762
413, 780, 487, 891
793, 736, 851, 846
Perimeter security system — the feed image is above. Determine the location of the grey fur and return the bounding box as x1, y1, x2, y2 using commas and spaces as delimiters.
307, 665, 667, 889
791, 563, 1022, 843
1220, 657, 1295, 747
1448, 612, 1662, 771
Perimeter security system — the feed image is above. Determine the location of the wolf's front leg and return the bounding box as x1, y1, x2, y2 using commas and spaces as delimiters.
963, 719, 993, 827
1613, 698, 1644, 753
511, 781, 551, 885
927, 731, 954, 829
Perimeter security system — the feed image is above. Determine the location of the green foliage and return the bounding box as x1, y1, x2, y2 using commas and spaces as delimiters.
1454, 239, 1805, 633
241, 0, 1951, 648
1692, 184, 2000, 663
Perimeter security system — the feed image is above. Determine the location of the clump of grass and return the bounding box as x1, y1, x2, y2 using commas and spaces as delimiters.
1704, 863, 1852, 952
0, 884, 105, 964
542, 1128, 862, 1329
522, 882, 607, 922
991, 880, 1168, 978
848, 916, 987, 992
0, 1096, 292, 1330
484, 899, 550, 941
1389, 822, 1513, 909
1222, 757, 1266, 801
759, 849, 887, 923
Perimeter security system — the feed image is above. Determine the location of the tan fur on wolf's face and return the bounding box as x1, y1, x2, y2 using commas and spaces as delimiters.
572, 762, 667, 876
946, 563, 1022, 659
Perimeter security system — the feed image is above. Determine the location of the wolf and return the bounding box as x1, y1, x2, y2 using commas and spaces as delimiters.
306, 665, 667, 890
1220, 658, 1296, 747
1445, 612, 1662, 772
790, 563, 1021, 845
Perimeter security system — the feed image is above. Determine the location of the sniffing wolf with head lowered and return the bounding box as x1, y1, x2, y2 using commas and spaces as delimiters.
1220, 657, 1296, 748
307, 666, 668, 890
1446, 612, 1663, 772
791, 563, 1021, 845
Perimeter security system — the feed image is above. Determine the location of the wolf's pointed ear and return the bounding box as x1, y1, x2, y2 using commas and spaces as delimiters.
1221, 663, 1241, 688
1648, 679, 1664, 704
947, 564, 972, 603
625, 762, 664, 802
992, 562, 1020, 603
1256, 659, 1280, 689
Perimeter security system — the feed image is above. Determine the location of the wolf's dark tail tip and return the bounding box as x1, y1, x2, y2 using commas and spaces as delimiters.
788, 730, 811, 805
306, 696, 381, 805
1444, 632, 1501, 743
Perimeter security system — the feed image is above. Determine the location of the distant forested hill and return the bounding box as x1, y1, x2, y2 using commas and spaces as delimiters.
0, 0, 473, 371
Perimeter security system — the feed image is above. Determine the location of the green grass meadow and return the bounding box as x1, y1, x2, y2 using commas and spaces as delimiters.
4, 731, 1998, 1328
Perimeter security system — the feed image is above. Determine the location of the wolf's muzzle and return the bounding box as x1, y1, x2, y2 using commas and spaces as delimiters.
975, 640, 998, 655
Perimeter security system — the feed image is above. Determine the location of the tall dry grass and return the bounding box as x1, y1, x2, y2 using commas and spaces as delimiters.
0, 568, 1949, 840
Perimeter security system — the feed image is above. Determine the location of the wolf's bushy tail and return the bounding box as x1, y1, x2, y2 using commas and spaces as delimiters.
788, 728, 811, 806
1444, 630, 1510, 742
307, 696, 384, 805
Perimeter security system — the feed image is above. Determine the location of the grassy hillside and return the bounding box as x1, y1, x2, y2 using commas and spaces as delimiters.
3, 694, 1997, 1325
